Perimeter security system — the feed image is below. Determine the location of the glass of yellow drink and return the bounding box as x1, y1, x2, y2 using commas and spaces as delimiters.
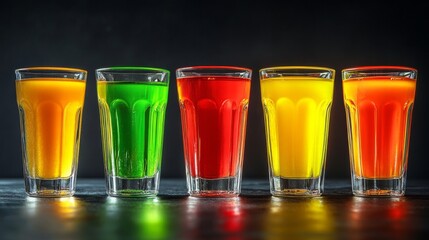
260, 66, 335, 197
16, 67, 87, 197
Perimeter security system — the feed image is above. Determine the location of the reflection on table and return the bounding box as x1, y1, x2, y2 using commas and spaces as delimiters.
266, 197, 336, 240
347, 197, 417, 240
0, 179, 427, 239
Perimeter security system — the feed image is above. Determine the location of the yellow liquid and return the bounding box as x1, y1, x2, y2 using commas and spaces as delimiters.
16, 78, 85, 179
261, 77, 333, 178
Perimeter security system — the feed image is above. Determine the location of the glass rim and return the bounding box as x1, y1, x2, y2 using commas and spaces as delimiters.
342, 65, 417, 73
96, 66, 170, 74
260, 66, 335, 73
176, 65, 252, 73
15, 66, 87, 74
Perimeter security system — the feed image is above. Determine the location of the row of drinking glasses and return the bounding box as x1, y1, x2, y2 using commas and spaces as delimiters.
15, 66, 417, 198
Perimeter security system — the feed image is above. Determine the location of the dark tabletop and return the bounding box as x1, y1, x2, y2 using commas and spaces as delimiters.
1, 179, 429, 240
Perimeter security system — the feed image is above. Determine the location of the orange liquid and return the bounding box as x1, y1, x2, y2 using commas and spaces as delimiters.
16, 78, 85, 179
343, 76, 415, 178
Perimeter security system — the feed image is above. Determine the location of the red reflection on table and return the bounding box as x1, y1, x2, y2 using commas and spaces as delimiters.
183, 198, 245, 240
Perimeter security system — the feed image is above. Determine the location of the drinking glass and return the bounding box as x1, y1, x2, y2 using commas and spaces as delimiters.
260, 66, 335, 197
96, 67, 169, 197
16, 67, 87, 197
342, 66, 417, 197
176, 66, 251, 197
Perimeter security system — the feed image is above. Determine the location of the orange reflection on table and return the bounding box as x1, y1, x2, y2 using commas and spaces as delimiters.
24, 197, 81, 237
347, 197, 413, 239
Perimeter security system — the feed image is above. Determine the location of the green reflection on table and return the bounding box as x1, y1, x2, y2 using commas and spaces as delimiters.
103, 197, 172, 239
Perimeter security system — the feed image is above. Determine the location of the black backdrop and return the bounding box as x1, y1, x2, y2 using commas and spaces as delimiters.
1, 0, 427, 180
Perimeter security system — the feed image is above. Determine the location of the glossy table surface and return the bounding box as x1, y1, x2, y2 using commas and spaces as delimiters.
1, 179, 429, 240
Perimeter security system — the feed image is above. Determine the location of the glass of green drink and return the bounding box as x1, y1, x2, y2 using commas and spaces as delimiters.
96, 67, 169, 197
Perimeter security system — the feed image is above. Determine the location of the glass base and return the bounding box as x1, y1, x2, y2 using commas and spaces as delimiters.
352, 176, 405, 197
270, 176, 323, 197
106, 174, 159, 197
187, 176, 240, 198
25, 176, 76, 197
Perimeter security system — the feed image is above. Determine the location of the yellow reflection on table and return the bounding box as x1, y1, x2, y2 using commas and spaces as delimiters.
265, 197, 337, 240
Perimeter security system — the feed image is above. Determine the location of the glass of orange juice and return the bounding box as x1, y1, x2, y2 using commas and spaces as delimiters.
15, 67, 87, 197
342, 66, 417, 197
260, 66, 335, 197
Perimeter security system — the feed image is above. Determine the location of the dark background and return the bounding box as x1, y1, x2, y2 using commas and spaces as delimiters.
1, 0, 427, 180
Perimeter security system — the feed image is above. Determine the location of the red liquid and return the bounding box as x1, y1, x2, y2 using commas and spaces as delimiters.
177, 76, 251, 179
343, 76, 416, 178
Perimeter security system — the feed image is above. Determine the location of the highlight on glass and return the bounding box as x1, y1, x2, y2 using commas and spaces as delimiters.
15, 67, 87, 197
176, 66, 252, 197
96, 67, 169, 197
260, 66, 335, 197
342, 66, 417, 197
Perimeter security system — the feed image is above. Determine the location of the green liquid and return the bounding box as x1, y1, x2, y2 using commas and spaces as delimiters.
98, 82, 168, 178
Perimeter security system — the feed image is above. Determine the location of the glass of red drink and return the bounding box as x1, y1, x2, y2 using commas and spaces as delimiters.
176, 66, 252, 197
342, 66, 417, 197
